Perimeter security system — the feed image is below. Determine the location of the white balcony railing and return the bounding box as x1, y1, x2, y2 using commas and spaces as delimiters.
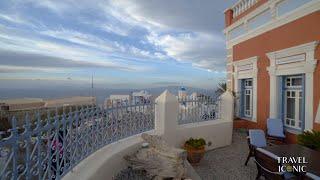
0, 90, 234, 180
232, 0, 259, 18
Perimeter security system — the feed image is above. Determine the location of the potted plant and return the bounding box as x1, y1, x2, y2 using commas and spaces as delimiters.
297, 130, 320, 151
184, 138, 206, 164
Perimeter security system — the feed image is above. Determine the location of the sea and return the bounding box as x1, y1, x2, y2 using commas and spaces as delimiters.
0, 86, 216, 105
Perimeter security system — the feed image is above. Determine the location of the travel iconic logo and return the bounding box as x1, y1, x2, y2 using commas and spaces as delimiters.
278, 157, 308, 173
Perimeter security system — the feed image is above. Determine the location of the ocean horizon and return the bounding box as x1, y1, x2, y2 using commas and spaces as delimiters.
0, 86, 216, 105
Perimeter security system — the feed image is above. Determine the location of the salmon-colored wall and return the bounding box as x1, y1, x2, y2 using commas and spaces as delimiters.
225, 9, 233, 27
232, 11, 320, 142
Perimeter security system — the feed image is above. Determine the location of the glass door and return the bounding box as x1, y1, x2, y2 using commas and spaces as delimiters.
243, 79, 253, 118
283, 76, 304, 130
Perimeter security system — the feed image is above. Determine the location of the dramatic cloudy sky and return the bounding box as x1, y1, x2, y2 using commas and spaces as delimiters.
0, 0, 236, 89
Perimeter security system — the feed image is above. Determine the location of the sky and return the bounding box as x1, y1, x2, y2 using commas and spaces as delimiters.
0, 0, 236, 89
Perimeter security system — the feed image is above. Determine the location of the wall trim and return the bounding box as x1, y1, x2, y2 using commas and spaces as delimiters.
266, 41, 319, 130
225, 0, 320, 49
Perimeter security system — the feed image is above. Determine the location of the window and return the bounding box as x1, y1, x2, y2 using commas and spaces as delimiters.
282, 75, 304, 130
241, 79, 253, 118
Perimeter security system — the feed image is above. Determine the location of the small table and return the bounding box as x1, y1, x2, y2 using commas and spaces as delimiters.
263, 144, 320, 177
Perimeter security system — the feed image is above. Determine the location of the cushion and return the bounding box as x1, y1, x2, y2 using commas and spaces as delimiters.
249, 129, 267, 148
267, 118, 285, 138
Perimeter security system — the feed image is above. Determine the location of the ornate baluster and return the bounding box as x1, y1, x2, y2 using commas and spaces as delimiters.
23, 113, 32, 180
74, 106, 79, 166
10, 117, 19, 180
35, 111, 42, 179
44, 109, 52, 180
54, 108, 60, 180
61, 107, 67, 176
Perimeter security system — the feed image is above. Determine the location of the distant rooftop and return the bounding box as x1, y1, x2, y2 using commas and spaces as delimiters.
45, 96, 96, 107
0, 98, 44, 105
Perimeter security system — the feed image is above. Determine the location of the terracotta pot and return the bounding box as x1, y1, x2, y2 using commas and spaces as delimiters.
184, 144, 205, 164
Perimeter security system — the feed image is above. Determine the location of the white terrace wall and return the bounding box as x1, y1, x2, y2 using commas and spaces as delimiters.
63, 90, 234, 180
155, 90, 234, 150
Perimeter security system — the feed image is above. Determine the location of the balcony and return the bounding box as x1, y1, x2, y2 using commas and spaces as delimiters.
232, 0, 260, 18
224, 0, 320, 46
0, 91, 234, 179
1, 90, 320, 179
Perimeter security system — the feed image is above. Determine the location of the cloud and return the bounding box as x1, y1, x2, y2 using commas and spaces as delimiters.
0, 50, 140, 72
40, 28, 115, 52
20, 0, 81, 15
147, 32, 226, 71
108, 0, 234, 70
109, 0, 234, 33
0, 0, 237, 88
100, 23, 131, 37
0, 65, 53, 73
0, 25, 157, 71
0, 13, 26, 25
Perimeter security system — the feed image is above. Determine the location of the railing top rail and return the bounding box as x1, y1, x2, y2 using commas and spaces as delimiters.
231, 0, 260, 18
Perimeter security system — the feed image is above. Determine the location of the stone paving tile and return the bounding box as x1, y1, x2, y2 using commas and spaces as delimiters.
193, 129, 259, 180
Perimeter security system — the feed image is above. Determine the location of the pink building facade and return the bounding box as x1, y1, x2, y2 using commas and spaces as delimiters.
224, 0, 320, 143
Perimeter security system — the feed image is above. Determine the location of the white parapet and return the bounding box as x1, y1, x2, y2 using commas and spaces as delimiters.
220, 90, 235, 123
155, 90, 179, 146
155, 90, 234, 150
176, 91, 234, 150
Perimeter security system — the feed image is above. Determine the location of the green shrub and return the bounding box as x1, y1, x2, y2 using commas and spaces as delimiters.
297, 130, 320, 151
185, 138, 206, 149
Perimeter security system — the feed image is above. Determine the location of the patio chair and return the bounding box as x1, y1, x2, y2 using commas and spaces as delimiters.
245, 129, 267, 166
254, 148, 295, 180
267, 118, 286, 143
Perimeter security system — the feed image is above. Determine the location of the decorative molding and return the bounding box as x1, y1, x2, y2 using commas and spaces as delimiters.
267, 41, 318, 61
233, 56, 258, 66
266, 41, 319, 130
225, 0, 275, 33
266, 41, 318, 75
233, 56, 258, 77
238, 63, 253, 71
225, 0, 320, 48
276, 54, 305, 65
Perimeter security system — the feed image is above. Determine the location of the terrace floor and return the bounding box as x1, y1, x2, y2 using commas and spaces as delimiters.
193, 129, 258, 180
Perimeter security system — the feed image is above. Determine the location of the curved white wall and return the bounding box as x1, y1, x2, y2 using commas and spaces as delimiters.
63, 91, 234, 180
63, 132, 152, 180
63, 120, 233, 180
177, 120, 233, 151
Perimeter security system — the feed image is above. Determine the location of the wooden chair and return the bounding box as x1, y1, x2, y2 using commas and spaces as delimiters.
245, 129, 267, 166
254, 148, 296, 180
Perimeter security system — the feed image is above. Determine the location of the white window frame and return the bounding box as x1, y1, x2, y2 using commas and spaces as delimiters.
283, 75, 303, 130
244, 84, 253, 118
267, 41, 318, 131
233, 56, 258, 122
